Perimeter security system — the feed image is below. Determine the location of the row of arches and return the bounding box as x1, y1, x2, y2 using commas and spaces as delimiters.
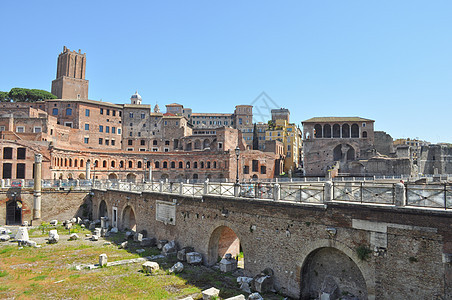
53, 156, 223, 170
313, 123, 366, 139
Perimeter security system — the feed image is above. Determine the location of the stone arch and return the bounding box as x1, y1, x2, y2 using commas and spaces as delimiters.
347, 145, 356, 161
69, 158, 72, 167
102, 160, 107, 168
203, 139, 210, 149
333, 144, 342, 161
74, 159, 78, 167
342, 124, 350, 138
80, 159, 84, 168
362, 131, 367, 138
121, 205, 137, 231
333, 124, 340, 138
108, 173, 118, 180
98, 200, 108, 219
178, 161, 183, 169
126, 173, 136, 182
207, 224, 243, 267
67, 173, 73, 180
111, 160, 116, 168
137, 161, 142, 169
297, 239, 374, 300
351, 123, 359, 138
161, 173, 169, 180
78, 173, 85, 179
314, 124, 322, 138
6, 199, 22, 225
323, 124, 332, 138
194, 139, 201, 150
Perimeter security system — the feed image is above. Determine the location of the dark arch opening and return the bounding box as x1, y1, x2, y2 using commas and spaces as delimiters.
342, 124, 350, 138
351, 123, 359, 138
314, 124, 322, 138
300, 247, 367, 300
207, 226, 243, 269
6, 199, 22, 225
323, 124, 331, 138
98, 200, 108, 218
333, 145, 342, 161
122, 205, 137, 232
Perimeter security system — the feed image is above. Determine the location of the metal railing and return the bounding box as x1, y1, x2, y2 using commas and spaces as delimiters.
332, 182, 395, 205
406, 184, 451, 210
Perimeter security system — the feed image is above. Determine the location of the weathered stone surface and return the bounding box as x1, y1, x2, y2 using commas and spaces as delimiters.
162, 240, 177, 256
177, 247, 195, 261
91, 235, 99, 241
71, 217, 77, 223
0, 235, 11, 242
65, 222, 72, 230
125, 231, 134, 239
252, 274, 273, 294
140, 237, 156, 247
48, 230, 59, 244
94, 228, 101, 237
237, 277, 253, 284
49, 220, 58, 226
179, 297, 194, 300
157, 239, 168, 249
240, 282, 251, 293
99, 254, 107, 267
110, 227, 118, 234
69, 233, 79, 241
119, 241, 128, 249
142, 261, 159, 274
186, 252, 202, 265
81, 224, 85, 228
26, 240, 37, 248
169, 262, 184, 273
0, 228, 6, 234
220, 254, 238, 273
202, 287, 220, 300
134, 233, 143, 242
22, 221, 28, 226
319, 275, 339, 300
248, 292, 263, 300
136, 249, 145, 254
15, 227, 29, 241
77, 217, 82, 224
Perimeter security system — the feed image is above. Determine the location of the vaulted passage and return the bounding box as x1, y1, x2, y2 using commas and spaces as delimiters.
98, 200, 108, 218
300, 247, 367, 300
207, 226, 243, 268
122, 205, 136, 231
6, 200, 22, 225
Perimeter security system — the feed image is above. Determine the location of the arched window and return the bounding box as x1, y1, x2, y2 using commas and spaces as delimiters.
213, 161, 217, 168
111, 161, 116, 168
147, 161, 151, 168
103, 160, 107, 168
94, 160, 99, 168
119, 161, 124, 168
69, 159, 72, 167
66, 108, 72, 115
80, 159, 84, 167
163, 161, 168, 168
186, 161, 191, 168
171, 161, 175, 168
314, 124, 322, 138
138, 161, 142, 168
179, 161, 183, 168
153, 140, 157, 146
194, 162, 198, 169
194, 140, 201, 150
332, 124, 340, 138
65, 158, 68, 167
323, 124, 331, 138
154, 161, 160, 168
128, 161, 133, 168
351, 124, 359, 138
342, 124, 350, 138
74, 159, 78, 167
207, 161, 211, 169
362, 131, 368, 138
200, 161, 204, 169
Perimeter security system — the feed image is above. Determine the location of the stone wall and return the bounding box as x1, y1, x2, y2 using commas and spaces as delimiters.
0, 189, 90, 225
374, 131, 394, 156
92, 189, 451, 299
419, 144, 452, 174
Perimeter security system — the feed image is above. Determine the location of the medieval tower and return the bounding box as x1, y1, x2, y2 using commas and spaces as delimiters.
51, 46, 89, 99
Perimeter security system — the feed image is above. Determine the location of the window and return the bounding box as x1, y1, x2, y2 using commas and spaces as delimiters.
244, 165, 249, 174
164, 121, 167, 125
127, 148, 134, 151
106, 126, 110, 133
99, 125, 103, 132
16, 126, 25, 133
128, 161, 133, 168
153, 140, 157, 146
66, 108, 72, 115
164, 148, 169, 152
52, 108, 58, 115
105, 140, 109, 146
260, 166, 266, 174
106, 109, 110, 115
130, 123, 133, 127
129, 132, 133, 137
138, 161, 142, 168
33, 126, 42, 133
139, 148, 146, 151
179, 162, 183, 168
85, 124, 89, 130
155, 161, 160, 168
0, 126, 4, 131
171, 161, 175, 168
85, 109, 90, 117
17, 148, 26, 159
129, 113, 133, 118
252, 160, 258, 172
128, 140, 133, 145
163, 161, 168, 168
141, 113, 145, 119
84, 137, 89, 144
141, 140, 145, 146
100, 108, 104, 114
138, 132, 141, 137
362, 123, 366, 127
99, 138, 103, 145
165, 140, 170, 145
112, 127, 116, 134
112, 110, 116, 116
111, 140, 115, 146
118, 128, 121, 135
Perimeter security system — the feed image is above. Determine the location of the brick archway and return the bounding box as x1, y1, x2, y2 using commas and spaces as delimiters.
206, 222, 244, 267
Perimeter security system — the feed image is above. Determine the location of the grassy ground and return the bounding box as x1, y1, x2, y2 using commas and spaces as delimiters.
0, 225, 285, 300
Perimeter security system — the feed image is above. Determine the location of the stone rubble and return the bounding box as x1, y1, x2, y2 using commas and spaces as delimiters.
99, 254, 108, 267
169, 262, 184, 273
69, 233, 79, 241
248, 292, 264, 300
186, 252, 203, 265
220, 253, 238, 273
49, 220, 58, 226
48, 229, 59, 244
119, 241, 128, 249
162, 240, 177, 256
142, 261, 159, 274
202, 287, 220, 300
177, 246, 194, 261
15, 227, 29, 241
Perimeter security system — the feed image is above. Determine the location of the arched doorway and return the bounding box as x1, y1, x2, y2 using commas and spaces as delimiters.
300, 247, 367, 299
126, 173, 136, 183
98, 200, 108, 219
108, 173, 118, 180
122, 205, 137, 231
207, 226, 243, 268
6, 199, 22, 225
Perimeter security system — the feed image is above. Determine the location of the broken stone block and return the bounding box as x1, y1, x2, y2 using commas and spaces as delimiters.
49, 220, 58, 226
237, 277, 253, 285
169, 262, 184, 273
89, 222, 96, 230
157, 239, 168, 250
103, 242, 111, 246
100, 228, 107, 237
136, 249, 145, 254
186, 252, 203, 265
125, 231, 134, 239
110, 227, 118, 234
100, 216, 109, 229
91, 235, 99, 241
134, 233, 143, 242
69, 233, 79, 241
142, 261, 159, 274
220, 254, 238, 273
319, 275, 339, 300
252, 274, 273, 294
99, 254, 107, 267
248, 293, 263, 300
0, 227, 6, 234
119, 241, 128, 249
77, 217, 82, 224
48, 230, 59, 244
15, 227, 29, 241
140, 237, 156, 247
24, 240, 37, 247
240, 282, 251, 293
0, 235, 11, 242
162, 240, 177, 256
94, 228, 101, 237
22, 221, 28, 226
202, 287, 220, 300
65, 222, 73, 230
225, 295, 246, 300
71, 217, 77, 224
81, 224, 85, 228
85, 233, 91, 238
177, 247, 195, 261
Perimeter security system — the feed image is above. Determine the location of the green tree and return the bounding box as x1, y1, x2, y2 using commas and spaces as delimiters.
252, 123, 259, 150
8, 88, 57, 102
0, 91, 10, 102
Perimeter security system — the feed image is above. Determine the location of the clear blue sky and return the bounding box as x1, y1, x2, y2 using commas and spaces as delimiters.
1, 1, 451, 143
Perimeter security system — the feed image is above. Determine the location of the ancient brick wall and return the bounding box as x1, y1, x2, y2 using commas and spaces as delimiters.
92, 189, 451, 299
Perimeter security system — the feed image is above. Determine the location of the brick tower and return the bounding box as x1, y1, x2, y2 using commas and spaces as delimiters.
51, 46, 89, 99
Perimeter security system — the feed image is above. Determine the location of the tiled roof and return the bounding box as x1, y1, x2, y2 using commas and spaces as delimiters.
302, 117, 374, 123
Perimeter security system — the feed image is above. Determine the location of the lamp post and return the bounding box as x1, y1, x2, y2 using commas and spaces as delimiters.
144, 158, 147, 183
235, 146, 240, 184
